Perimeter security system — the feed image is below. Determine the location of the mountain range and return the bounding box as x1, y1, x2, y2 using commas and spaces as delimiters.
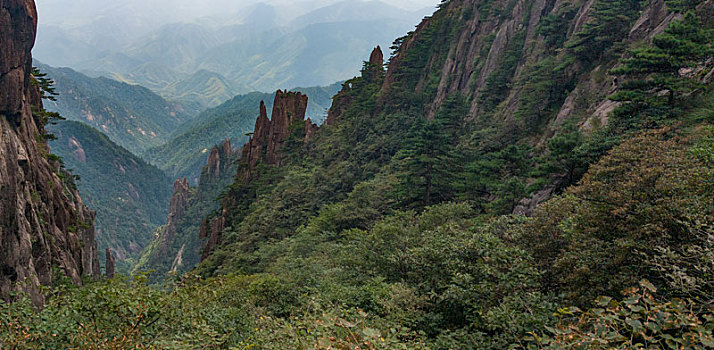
34, 0, 438, 108
2, 0, 713, 348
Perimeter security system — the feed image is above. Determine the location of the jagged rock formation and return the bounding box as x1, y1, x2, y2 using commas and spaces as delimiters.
199, 215, 226, 261
304, 118, 318, 143
155, 178, 191, 259
369, 45, 384, 67
134, 138, 238, 280
200, 91, 312, 260
105, 248, 115, 279
265, 91, 308, 164
363, 46, 385, 82
238, 91, 310, 180
206, 139, 234, 180
0, 0, 99, 305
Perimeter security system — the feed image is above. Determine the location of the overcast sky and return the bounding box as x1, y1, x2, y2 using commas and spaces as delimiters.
35, 0, 440, 27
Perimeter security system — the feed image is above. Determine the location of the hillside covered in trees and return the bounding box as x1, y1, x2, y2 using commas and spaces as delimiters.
2, 0, 713, 349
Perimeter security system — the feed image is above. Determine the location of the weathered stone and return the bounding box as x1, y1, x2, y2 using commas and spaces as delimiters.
152, 178, 191, 262
105, 248, 115, 279
304, 118, 318, 143
201, 91, 312, 261
0, 0, 99, 306
265, 90, 308, 164
369, 46, 384, 67
200, 215, 225, 261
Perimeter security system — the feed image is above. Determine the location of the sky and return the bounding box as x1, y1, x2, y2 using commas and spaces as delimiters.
34, 0, 440, 27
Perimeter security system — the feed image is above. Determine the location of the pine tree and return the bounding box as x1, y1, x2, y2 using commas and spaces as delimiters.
394, 95, 466, 207
566, 0, 643, 63
609, 13, 712, 130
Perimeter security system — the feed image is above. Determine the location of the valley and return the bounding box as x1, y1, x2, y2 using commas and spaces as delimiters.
1, 0, 712, 348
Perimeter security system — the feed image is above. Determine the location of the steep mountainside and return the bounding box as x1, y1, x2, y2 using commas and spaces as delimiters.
134, 139, 239, 282
193, 0, 712, 345
37, 63, 197, 155
0, 0, 99, 306
47, 121, 172, 269
3, 0, 712, 348
145, 83, 341, 181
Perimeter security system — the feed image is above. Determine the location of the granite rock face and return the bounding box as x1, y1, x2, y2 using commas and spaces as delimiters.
206, 139, 234, 179
200, 91, 311, 260
105, 248, 115, 279
238, 90, 310, 180
156, 178, 191, 257
0, 0, 99, 305
265, 90, 308, 164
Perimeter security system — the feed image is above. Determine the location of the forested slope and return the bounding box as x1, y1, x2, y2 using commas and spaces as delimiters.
48, 121, 172, 270
2, 0, 712, 348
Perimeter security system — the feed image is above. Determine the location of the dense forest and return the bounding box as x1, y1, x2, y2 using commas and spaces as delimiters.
2, 0, 713, 349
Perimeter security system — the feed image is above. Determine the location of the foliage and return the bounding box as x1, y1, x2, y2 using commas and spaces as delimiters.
521, 127, 714, 305
393, 94, 467, 207
609, 13, 713, 132
566, 0, 644, 64
48, 121, 173, 271
8, 2, 714, 350
528, 280, 714, 350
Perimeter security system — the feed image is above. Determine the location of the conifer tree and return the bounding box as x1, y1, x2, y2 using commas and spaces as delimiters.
566, 0, 643, 63
394, 95, 466, 207
609, 13, 712, 129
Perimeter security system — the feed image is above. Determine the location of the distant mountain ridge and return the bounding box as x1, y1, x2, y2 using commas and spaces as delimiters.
34, 0, 437, 108
48, 121, 173, 270
37, 63, 198, 155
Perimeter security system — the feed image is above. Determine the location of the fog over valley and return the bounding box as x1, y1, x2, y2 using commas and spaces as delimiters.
34, 0, 441, 107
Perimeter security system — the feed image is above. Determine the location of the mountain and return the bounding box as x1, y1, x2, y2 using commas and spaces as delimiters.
47, 121, 173, 270
134, 139, 239, 282
6, 0, 714, 348
158, 69, 244, 109
0, 0, 99, 306
34, 1, 437, 107
37, 63, 198, 155
145, 82, 341, 181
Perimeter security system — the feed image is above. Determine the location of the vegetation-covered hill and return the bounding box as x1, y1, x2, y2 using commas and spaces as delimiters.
38, 63, 197, 155
48, 121, 173, 271
144, 83, 341, 180
3, 0, 713, 349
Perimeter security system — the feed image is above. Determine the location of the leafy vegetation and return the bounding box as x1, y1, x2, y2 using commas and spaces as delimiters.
48, 121, 172, 272
4, 1, 714, 349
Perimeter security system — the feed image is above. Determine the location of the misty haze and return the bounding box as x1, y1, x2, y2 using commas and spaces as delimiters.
1, 0, 712, 348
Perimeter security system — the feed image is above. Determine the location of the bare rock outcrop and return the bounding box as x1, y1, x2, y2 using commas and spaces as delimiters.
0, 0, 99, 305
238, 91, 310, 180
105, 248, 115, 279
199, 215, 225, 261
206, 139, 235, 179
201, 91, 311, 260
265, 90, 308, 164
160, 178, 191, 248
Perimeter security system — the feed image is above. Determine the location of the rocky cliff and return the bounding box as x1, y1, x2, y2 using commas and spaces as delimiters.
0, 0, 99, 305
192, 0, 713, 274
134, 138, 238, 281
200, 91, 312, 260
156, 178, 191, 259
238, 90, 311, 180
